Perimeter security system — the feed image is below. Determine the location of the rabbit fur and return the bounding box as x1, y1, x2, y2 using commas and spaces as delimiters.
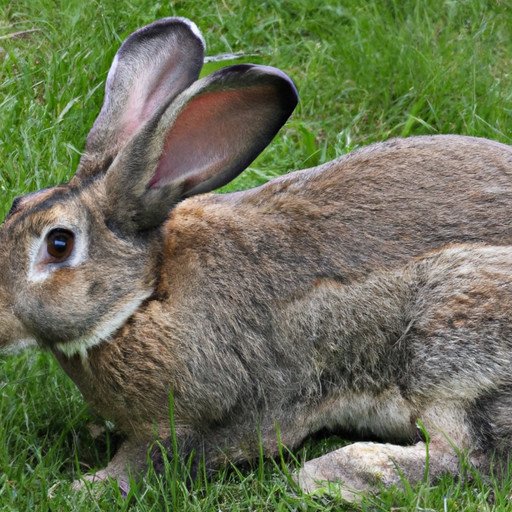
1, 17, 512, 499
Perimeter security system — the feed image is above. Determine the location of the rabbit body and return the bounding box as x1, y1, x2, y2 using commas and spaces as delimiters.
51, 178, 512, 493
50, 144, 512, 495
2, 18, 512, 498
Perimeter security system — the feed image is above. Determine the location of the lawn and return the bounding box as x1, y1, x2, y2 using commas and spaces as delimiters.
1, 0, 512, 510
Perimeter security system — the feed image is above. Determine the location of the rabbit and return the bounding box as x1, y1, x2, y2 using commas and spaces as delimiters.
1, 16, 512, 499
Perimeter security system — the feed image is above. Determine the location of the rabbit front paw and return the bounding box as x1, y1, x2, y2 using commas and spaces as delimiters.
71, 469, 130, 496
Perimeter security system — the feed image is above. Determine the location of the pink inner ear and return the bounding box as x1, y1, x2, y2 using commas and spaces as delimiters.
149, 86, 276, 189
119, 56, 193, 143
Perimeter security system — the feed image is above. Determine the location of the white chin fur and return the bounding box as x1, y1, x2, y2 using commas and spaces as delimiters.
0, 337, 37, 355
55, 289, 153, 358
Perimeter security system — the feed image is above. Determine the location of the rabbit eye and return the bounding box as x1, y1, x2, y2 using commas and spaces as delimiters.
45, 229, 75, 262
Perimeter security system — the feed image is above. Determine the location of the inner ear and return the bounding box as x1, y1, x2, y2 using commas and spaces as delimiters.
150, 86, 279, 193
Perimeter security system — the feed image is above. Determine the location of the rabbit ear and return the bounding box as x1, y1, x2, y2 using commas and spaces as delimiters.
105, 64, 298, 231
79, 17, 205, 176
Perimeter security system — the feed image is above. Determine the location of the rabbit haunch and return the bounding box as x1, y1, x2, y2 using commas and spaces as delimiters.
2, 17, 512, 498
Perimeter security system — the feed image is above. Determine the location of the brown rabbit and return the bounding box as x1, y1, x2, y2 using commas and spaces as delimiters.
1, 17, 512, 499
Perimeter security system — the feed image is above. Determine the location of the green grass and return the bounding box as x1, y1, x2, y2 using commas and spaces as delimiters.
1, 0, 512, 509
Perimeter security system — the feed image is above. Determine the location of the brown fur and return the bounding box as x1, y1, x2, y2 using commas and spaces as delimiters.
2, 18, 512, 499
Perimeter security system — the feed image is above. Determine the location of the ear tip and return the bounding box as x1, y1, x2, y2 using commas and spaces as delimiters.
252, 64, 299, 110
162, 17, 206, 49
120, 17, 206, 54
212, 63, 299, 111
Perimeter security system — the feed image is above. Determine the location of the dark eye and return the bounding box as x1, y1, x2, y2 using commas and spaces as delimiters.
46, 228, 75, 262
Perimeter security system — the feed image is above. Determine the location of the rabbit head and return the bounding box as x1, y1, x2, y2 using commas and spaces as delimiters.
0, 17, 298, 356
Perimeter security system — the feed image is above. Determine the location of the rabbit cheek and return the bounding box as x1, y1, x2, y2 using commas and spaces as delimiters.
18, 270, 99, 346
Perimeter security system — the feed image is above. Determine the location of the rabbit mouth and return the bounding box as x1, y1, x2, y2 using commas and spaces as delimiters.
54, 288, 153, 358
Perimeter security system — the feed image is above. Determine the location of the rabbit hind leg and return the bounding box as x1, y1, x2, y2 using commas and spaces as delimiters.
297, 401, 485, 501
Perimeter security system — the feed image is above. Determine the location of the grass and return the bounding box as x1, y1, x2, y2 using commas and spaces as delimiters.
1, 0, 512, 509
